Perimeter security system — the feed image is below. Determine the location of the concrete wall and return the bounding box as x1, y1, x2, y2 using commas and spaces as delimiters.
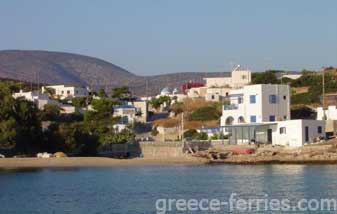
139, 142, 186, 158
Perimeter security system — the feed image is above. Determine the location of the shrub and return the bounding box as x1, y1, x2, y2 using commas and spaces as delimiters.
189, 106, 220, 121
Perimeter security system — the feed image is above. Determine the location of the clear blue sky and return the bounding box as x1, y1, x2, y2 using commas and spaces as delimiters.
1, 0, 336, 75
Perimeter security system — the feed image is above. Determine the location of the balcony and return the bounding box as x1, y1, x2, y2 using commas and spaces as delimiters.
223, 104, 238, 110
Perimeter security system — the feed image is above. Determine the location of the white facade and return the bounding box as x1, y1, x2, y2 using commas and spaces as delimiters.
12, 90, 58, 110
42, 85, 89, 100
205, 87, 230, 102
204, 68, 251, 89
220, 84, 291, 126
128, 100, 148, 122
317, 106, 337, 120
113, 105, 142, 124
272, 120, 325, 147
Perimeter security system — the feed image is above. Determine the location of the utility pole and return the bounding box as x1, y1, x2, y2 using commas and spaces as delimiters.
322, 67, 327, 120
181, 112, 184, 142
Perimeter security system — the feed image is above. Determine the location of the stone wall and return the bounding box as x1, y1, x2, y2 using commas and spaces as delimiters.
139, 142, 186, 159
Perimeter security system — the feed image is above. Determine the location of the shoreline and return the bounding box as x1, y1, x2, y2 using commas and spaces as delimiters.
0, 157, 208, 169
2, 157, 337, 169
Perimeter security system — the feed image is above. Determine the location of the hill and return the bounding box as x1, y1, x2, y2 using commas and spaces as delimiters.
0, 50, 228, 95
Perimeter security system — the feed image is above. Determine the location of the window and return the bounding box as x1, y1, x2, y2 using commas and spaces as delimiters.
211, 95, 215, 99
269, 115, 276, 122
305, 126, 309, 142
75, 90, 78, 94
61, 90, 64, 94
242, 75, 246, 80
318, 126, 322, 134
283, 115, 287, 120
269, 95, 277, 104
283, 95, 286, 100
67, 90, 70, 94
280, 127, 286, 134
250, 115, 256, 123
250, 95, 256, 104
238, 97, 243, 104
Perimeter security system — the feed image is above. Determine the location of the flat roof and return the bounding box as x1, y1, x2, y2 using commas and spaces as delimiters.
221, 122, 277, 128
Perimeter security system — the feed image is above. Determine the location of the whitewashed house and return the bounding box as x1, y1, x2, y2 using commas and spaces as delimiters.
271, 120, 325, 147
317, 106, 337, 120
12, 90, 58, 110
220, 84, 291, 125
128, 100, 149, 123
220, 84, 325, 147
202, 66, 251, 101
204, 66, 251, 89
41, 85, 89, 100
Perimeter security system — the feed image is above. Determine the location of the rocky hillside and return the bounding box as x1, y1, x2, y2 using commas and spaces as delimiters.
0, 50, 228, 95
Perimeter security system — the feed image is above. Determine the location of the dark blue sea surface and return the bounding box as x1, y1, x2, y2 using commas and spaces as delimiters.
1, 165, 337, 213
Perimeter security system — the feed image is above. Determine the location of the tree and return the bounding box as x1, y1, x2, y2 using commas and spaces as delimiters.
0, 119, 16, 149
0, 82, 43, 153
111, 86, 130, 99
39, 104, 62, 121
72, 97, 88, 108
150, 96, 171, 109
197, 132, 208, 140
189, 106, 221, 121
252, 70, 280, 84
98, 89, 107, 98
183, 129, 198, 139
44, 87, 56, 97
84, 98, 119, 121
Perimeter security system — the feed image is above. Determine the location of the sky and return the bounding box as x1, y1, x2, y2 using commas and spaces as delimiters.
0, 0, 336, 75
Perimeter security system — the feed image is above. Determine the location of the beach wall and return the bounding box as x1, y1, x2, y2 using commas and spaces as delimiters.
139, 142, 186, 159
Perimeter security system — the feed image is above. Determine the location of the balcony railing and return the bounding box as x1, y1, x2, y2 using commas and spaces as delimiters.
223, 104, 238, 110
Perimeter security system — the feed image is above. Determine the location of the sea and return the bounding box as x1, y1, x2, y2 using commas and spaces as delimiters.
1, 165, 337, 213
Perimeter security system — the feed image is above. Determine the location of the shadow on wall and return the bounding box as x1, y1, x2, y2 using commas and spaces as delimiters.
97, 142, 142, 158
291, 106, 317, 119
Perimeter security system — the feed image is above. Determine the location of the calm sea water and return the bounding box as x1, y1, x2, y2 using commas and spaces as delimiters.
1, 165, 337, 214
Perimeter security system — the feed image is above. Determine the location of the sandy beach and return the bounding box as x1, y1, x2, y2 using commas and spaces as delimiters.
0, 156, 208, 168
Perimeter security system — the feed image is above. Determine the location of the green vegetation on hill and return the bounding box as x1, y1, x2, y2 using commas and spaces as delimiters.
189, 106, 221, 121
0, 82, 135, 156
251, 67, 337, 105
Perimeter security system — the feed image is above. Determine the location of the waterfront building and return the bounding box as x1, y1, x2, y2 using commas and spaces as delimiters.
220, 84, 325, 147
220, 84, 290, 126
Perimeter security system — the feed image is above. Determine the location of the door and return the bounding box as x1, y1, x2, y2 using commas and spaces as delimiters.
305, 126, 309, 142
267, 129, 272, 143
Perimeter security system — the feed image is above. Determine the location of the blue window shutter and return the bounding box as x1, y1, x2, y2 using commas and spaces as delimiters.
250, 95, 256, 104
269, 95, 277, 104
269, 115, 275, 121
250, 115, 256, 123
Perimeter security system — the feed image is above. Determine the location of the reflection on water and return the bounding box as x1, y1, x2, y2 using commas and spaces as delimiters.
0, 165, 337, 213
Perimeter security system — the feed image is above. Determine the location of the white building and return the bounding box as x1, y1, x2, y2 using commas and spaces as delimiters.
128, 100, 149, 123
113, 102, 149, 124
41, 85, 89, 100
272, 120, 325, 147
220, 84, 290, 126
12, 90, 57, 110
220, 84, 325, 147
317, 106, 337, 120
204, 66, 251, 89
205, 87, 231, 102
222, 120, 325, 147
